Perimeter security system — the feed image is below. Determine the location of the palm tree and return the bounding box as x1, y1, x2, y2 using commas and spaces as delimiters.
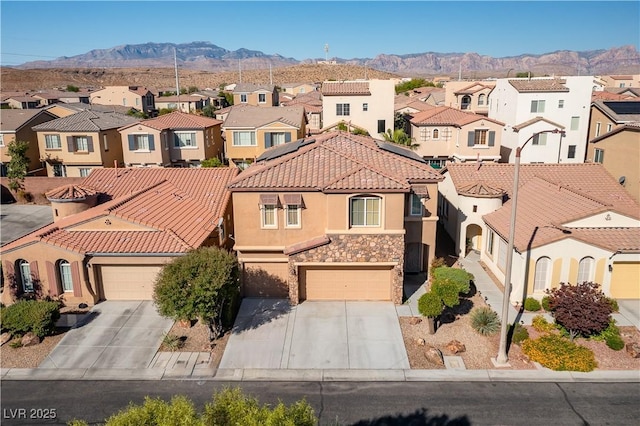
380, 129, 419, 151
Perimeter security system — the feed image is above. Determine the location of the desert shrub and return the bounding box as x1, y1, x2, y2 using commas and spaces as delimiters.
522, 334, 597, 372
524, 297, 541, 312
531, 315, 555, 333
541, 295, 552, 312
546, 282, 612, 340
605, 334, 625, 351
470, 306, 500, 336
606, 297, 619, 312
511, 323, 530, 345
431, 266, 472, 308
162, 333, 185, 351
203, 387, 316, 426
429, 257, 447, 279
105, 395, 199, 426
591, 319, 620, 342
0, 300, 60, 338
417, 291, 444, 318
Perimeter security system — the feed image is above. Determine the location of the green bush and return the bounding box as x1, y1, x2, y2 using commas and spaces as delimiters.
470, 307, 500, 336
0, 300, 60, 338
541, 295, 552, 312
430, 266, 472, 308
605, 334, 625, 351
417, 291, 443, 318
522, 334, 597, 372
105, 395, 199, 426
511, 323, 530, 345
429, 257, 447, 279
591, 319, 620, 342
524, 297, 541, 312
607, 297, 619, 312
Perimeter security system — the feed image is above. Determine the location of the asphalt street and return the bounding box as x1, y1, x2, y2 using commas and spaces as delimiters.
2, 380, 639, 425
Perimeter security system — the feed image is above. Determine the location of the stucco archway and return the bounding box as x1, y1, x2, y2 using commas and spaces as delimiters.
466, 224, 483, 253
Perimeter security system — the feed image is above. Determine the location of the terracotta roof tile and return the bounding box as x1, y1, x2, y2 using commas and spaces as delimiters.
46, 184, 98, 201
457, 182, 505, 198
509, 79, 569, 93
322, 81, 371, 96
409, 106, 503, 127
121, 111, 222, 131
512, 116, 564, 132
283, 235, 331, 255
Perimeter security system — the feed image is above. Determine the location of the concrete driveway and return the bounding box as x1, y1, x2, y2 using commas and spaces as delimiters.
39, 301, 173, 369
219, 299, 410, 370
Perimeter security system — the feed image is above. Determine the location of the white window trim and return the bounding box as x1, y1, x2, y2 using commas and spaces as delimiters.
132, 133, 151, 152
410, 194, 423, 216
349, 196, 381, 227
533, 257, 551, 292
174, 132, 197, 149
285, 205, 301, 228
232, 131, 257, 147
261, 205, 278, 229
258, 93, 267, 104
473, 128, 489, 146
486, 229, 494, 256
75, 136, 89, 152
577, 257, 594, 283
45, 134, 62, 149
432, 128, 440, 140
59, 260, 73, 292
19, 260, 33, 293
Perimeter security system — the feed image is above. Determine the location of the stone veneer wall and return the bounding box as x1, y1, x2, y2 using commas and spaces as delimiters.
288, 233, 405, 304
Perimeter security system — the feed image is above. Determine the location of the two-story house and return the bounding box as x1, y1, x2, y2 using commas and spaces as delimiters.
280, 91, 323, 132
118, 111, 224, 168
488, 76, 593, 164
408, 106, 503, 169
222, 105, 306, 169
439, 163, 640, 301
227, 131, 443, 304
32, 110, 137, 177
232, 83, 279, 107
32, 90, 90, 107
0, 110, 57, 176
1, 167, 239, 306
443, 81, 495, 116
600, 75, 640, 89
280, 82, 318, 97
154, 94, 209, 113
321, 79, 395, 138
90, 86, 156, 116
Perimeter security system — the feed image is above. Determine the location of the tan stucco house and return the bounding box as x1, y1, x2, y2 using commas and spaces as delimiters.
32, 110, 138, 177
439, 163, 640, 302
232, 83, 278, 107
408, 106, 504, 169
1, 167, 239, 306
90, 86, 156, 116
280, 91, 323, 132
227, 131, 444, 305
154, 94, 209, 113
118, 111, 224, 168
0, 109, 57, 177
222, 105, 306, 169
443, 81, 495, 115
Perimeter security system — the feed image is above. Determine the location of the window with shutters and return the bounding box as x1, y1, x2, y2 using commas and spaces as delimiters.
58, 260, 73, 292
468, 130, 495, 147
174, 132, 196, 148
474, 129, 488, 145
132, 134, 150, 151
75, 136, 89, 151
18, 259, 33, 292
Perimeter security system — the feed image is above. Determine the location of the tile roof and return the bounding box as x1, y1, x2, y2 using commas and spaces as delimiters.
592, 91, 635, 101
321, 81, 370, 96
222, 105, 305, 128
233, 83, 275, 93
120, 111, 222, 131
453, 83, 495, 95
482, 176, 640, 252
512, 116, 565, 132
46, 184, 98, 201
280, 91, 323, 113
0, 109, 52, 131
457, 182, 505, 198
409, 106, 503, 127
31, 110, 138, 132
509, 79, 569, 93
228, 131, 443, 193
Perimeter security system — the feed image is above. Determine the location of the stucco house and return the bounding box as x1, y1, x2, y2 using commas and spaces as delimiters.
154, 94, 209, 113
280, 82, 318, 97
90, 86, 156, 116
232, 83, 278, 107
222, 105, 306, 169
408, 106, 504, 169
32, 110, 138, 177
280, 91, 323, 132
443, 81, 495, 115
0, 167, 239, 306
118, 111, 224, 168
227, 131, 443, 305
321, 80, 395, 138
0, 109, 57, 177
439, 162, 640, 302
600, 75, 640, 89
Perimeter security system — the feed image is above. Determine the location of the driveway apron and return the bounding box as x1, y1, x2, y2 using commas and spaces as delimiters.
39, 301, 173, 369
219, 299, 409, 369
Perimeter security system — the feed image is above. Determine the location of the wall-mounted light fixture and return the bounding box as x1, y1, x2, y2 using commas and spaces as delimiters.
608, 264, 613, 272
605, 214, 612, 221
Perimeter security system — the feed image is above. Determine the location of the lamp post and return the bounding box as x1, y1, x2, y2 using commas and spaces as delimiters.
495, 128, 566, 365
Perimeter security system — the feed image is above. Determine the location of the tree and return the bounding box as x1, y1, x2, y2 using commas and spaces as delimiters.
417, 291, 444, 334
395, 78, 434, 94
380, 129, 419, 150
202, 104, 216, 118
153, 247, 239, 340
546, 282, 612, 340
7, 140, 29, 194
65, 84, 80, 92
516, 72, 533, 78
394, 111, 409, 131
219, 90, 234, 106
201, 157, 224, 167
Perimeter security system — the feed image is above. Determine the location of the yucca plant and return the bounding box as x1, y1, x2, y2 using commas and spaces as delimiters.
470, 307, 501, 336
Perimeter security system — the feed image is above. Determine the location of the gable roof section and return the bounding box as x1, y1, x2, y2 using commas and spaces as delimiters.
409, 106, 503, 127
322, 81, 370, 96
228, 131, 443, 193
592, 100, 640, 123
222, 105, 305, 128
233, 83, 275, 93
590, 121, 640, 144
31, 110, 138, 132
0, 109, 56, 132
509, 79, 569, 93
454, 83, 494, 95
512, 116, 565, 132
120, 111, 222, 131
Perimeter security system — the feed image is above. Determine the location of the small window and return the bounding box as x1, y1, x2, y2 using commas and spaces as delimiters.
232, 131, 256, 146
530, 100, 545, 113
567, 145, 576, 159
0, 134, 4, 147
135, 98, 140, 106
58, 260, 73, 292
472, 205, 478, 213
486, 230, 494, 255
410, 194, 422, 216
474, 129, 488, 145
532, 133, 547, 146
606, 123, 612, 132
377, 120, 385, 134
52, 164, 67, 177
595, 122, 601, 137
45, 134, 62, 149
240, 94, 247, 103
570, 116, 580, 131
432, 129, 439, 139
336, 103, 350, 116
594, 148, 604, 163
79, 168, 91, 177
132, 134, 150, 151
103, 134, 109, 151
261, 205, 277, 228
558, 100, 564, 109
350, 196, 380, 227
122, 98, 127, 106
18, 260, 33, 293
362, 103, 368, 111
258, 93, 266, 103
75, 136, 89, 151
478, 94, 486, 106
285, 205, 301, 227
577, 257, 594, 283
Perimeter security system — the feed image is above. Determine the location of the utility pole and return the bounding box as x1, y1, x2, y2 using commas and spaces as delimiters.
174, 48, 180, 109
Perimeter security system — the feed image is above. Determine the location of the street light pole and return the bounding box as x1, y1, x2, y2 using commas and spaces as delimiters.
495, 128, 566, 365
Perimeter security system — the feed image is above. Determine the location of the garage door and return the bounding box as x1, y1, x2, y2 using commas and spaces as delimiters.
610, 262, 640, 299
100, 265, 162, 300
243, 262, 289, 298
300, 266, 392, 301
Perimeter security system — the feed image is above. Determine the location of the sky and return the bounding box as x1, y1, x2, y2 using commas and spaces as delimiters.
1, 1, 639, 66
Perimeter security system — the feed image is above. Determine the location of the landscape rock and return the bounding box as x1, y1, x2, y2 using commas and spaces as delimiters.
409, 317, 422, 325
0, 332, 12, 346
416, 338, 425, 346
626, 342, 640, 358
424, 346, 444, 366
446, 340, 466, 354
21, 332, 40, 347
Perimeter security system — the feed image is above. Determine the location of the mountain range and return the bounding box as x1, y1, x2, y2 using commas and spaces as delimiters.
14, 42, 640, 76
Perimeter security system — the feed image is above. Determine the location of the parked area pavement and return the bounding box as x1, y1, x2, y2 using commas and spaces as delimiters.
219, 299, 410, 370
39, 301, 173, 370
0, 204, 52, 245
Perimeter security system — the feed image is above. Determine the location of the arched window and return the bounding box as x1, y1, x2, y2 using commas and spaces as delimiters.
478, 94, 486, 106
533, 257, 551, 292
432, 129, 439, 139
461, 95, 471, 109
577, 257, 594, 283
58, 260, 73, 292
17, 260, 33, 292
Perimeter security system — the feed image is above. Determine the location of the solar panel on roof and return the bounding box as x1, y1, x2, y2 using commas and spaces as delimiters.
256, 138, 313, 162
375, 141, 426, 163
603, 101, 640, 115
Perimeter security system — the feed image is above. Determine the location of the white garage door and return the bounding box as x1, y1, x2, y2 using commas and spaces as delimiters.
100, 265, 162, 300
300, 266, 392, 301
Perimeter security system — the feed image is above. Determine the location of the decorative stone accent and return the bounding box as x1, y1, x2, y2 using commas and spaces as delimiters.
288, 233, 405, 304
409, 317, 422, 325
21, 332, 40, 347
424, 346, 444, 366
416, 338, 426, 346
445, 340, 466, 354
626, 342, 640, 358
0, 332, 11, 346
